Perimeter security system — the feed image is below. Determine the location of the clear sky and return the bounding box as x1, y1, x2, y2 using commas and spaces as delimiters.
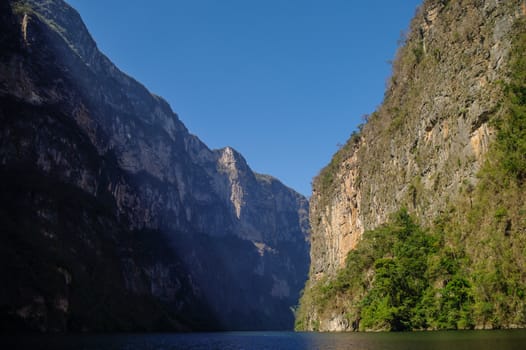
66, 0, 422, 197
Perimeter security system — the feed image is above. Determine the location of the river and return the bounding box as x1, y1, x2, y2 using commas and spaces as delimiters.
3, 330, 526, 349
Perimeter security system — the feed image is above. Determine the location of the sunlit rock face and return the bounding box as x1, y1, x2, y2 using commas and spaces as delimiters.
299, 0, 524, 331
0, 0, 309, 332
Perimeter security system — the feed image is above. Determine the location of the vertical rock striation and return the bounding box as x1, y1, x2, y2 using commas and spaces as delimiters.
0, 0, 309, 332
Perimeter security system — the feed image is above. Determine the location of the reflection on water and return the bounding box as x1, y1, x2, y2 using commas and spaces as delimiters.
2, 330, 526, 350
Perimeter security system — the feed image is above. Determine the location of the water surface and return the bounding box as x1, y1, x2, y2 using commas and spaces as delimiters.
3, 330, 526, 350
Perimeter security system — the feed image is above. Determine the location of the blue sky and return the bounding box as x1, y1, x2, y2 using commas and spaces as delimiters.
66, 0, 422, 197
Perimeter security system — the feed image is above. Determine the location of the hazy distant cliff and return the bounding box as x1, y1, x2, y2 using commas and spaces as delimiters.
0, 0, 309, 332
298, 0, 526, 331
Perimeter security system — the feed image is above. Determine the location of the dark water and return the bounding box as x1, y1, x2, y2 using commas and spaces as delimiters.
3, 330, 526, 350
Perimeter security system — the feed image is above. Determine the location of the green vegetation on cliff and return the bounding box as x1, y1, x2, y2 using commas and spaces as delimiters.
494, 18, 526, 183
296, 209, 476, 331
297, 209, 473, 331
297, 6, 526, 332
297, 199, 525, 331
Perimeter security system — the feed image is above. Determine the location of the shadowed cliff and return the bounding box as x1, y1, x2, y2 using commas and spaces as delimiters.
0, 0, 310, 332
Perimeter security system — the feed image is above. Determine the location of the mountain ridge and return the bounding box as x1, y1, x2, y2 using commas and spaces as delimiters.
1, 0, 309, 332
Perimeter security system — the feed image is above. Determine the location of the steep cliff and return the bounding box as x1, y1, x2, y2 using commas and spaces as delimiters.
297, 0, 526, 331
0, 0, 309, 332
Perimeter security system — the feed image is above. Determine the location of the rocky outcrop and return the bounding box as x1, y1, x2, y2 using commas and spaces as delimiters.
0, 0, 309, 332
300, 0, 525, 331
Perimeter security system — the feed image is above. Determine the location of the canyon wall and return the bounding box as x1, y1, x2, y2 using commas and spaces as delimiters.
0, 0, 309, 332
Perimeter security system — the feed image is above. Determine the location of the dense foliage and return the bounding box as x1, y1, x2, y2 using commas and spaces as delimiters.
296, 204, 525, 331
494, 19, 526, 183
296, 210, 476, 331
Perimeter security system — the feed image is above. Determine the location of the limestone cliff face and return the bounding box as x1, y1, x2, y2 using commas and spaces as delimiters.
0, 0, 309, 332
310, 0, 520, 278
304, 0, 525, 331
